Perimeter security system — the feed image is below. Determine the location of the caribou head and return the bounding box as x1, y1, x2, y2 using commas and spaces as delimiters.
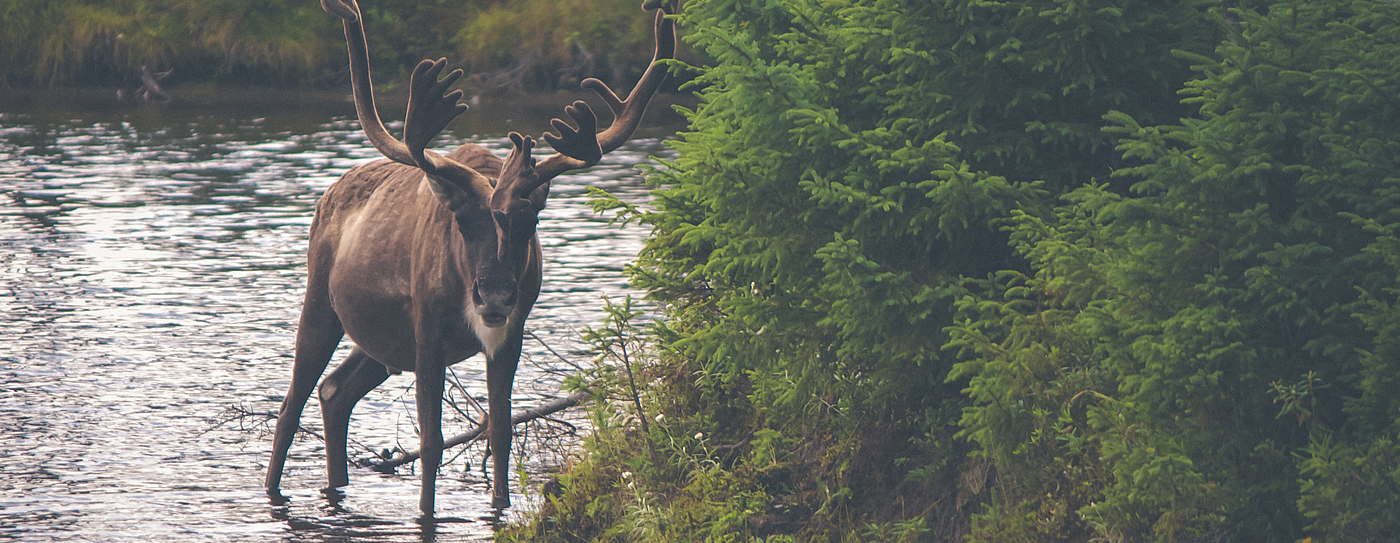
265, 0, 676, 514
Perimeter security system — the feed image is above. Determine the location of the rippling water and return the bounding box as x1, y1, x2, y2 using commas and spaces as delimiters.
0, 94, 670, 541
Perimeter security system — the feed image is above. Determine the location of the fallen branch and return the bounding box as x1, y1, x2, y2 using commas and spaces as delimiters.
368, 390, 589, 473
137, 65, 173, 102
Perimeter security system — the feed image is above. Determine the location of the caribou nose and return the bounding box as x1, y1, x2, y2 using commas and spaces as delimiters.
479, 312, 508, 327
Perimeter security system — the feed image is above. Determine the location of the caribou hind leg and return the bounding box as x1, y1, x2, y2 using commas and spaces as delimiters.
319, 346, 392, 489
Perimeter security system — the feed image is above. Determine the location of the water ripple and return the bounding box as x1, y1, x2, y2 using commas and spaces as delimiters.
1, 106, 668, 541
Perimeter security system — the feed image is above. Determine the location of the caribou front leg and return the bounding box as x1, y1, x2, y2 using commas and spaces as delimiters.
485, 335, 523, 509
412, 333, 449, 516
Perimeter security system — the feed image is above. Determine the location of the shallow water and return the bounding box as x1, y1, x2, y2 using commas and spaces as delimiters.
0, 93, 670, 541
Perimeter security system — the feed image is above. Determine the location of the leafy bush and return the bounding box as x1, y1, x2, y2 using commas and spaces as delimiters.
510, 0, 1400, 542
952, 2, 1400, 540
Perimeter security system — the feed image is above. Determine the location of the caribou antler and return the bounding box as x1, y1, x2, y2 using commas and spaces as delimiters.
534, 1, 678, 181
498, 132, 543, 202
324, 0, 674, 188
540, 100, 601, 169
322, 0, 416, 166
400, 56, 582, 201
324, 0, 497, 195
404, 58, 468, 167
401, 59, 577, 206
403, 0, 675, 199
403, 58, 498, 194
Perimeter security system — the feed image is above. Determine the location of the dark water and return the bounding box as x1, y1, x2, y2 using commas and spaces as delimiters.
0, 92, 671, 541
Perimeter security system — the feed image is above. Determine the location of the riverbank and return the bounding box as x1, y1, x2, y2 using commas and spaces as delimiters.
0, 85, 694, 140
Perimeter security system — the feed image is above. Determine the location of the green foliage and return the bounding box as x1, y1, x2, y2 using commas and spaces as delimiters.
520, 0, 1400, 541
1297, 434, 1400, 541
951, 1, 1400, 541
515, 0, 1343, 541
500, 298, 777, 542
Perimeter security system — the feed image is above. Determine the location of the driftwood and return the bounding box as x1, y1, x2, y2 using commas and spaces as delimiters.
368, 390, 589, 473
137, 65, 173, 102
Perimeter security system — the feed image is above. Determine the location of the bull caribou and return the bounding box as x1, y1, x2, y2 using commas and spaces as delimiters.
264, 0, 676, 513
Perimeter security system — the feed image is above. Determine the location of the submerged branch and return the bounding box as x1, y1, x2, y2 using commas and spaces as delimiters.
367, 391, 589, 473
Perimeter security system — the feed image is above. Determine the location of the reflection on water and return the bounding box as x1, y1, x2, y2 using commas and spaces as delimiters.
0, 94, 669, 541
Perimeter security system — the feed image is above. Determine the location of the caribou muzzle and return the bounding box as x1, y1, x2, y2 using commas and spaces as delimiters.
472, 277, 518, 327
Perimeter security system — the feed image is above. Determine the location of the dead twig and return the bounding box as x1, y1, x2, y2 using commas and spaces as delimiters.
369, 391, 589, 473
203, 402, 325, 443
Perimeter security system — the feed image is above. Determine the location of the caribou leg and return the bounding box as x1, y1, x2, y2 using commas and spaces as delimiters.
485, 341, 522, 509
413, 354, 447, 516
318, 346, 392, 489
266, 278, 345, 498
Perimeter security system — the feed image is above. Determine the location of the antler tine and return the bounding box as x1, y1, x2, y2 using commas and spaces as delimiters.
404, 59, 467, 170
323, 0, 415, 166
593, 2, 677, 151
595, 7, 676, 151
402, 58, 496, 196
531, 100, 601, 185
533, 1, 678, 181
497, 132, 544, 202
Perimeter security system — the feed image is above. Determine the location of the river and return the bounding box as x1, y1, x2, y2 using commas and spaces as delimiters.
0, 89, 677, 541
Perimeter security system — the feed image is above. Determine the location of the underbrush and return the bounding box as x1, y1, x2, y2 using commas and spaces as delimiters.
500, 299, 974, 543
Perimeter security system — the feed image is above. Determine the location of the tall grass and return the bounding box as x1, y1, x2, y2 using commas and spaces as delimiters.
0, 0, 354, 88
180, 0, 337, 82
454, 0, 659, 92
0, 0, 666, 90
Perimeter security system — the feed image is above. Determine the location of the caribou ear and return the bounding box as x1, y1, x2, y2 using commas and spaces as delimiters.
423, 173, 468, 210
421, 165, 494, 213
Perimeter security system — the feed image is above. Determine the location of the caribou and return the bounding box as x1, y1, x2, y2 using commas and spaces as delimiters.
264, 0, 676, 513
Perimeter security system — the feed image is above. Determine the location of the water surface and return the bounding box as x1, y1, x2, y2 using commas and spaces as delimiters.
0, 91, 671, 541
